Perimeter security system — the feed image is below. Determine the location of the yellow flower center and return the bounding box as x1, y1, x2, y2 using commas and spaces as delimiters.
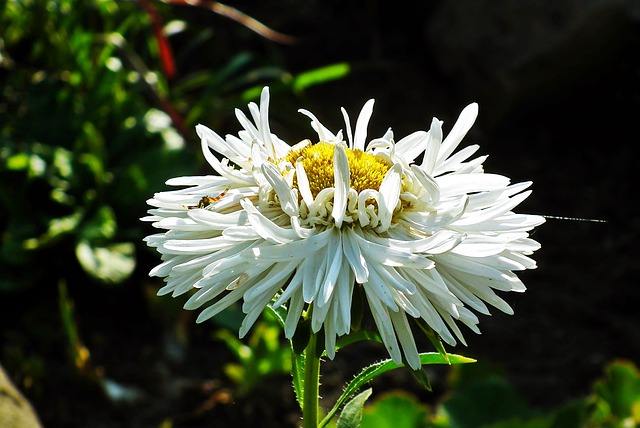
285, 142, 390, 197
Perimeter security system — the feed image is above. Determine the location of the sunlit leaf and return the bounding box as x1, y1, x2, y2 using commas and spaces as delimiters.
75, 240, 135, 284
336, 388, 372, 428
592, 360, 640, 424
292, 63, 350, 92
79, 205, 117, 241
320, 353, 474, 428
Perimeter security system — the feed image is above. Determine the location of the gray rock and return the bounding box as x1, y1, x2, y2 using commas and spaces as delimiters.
0, 364, 42, 428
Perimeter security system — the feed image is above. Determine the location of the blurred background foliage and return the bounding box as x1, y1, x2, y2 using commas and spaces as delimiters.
1, 0, 639, 427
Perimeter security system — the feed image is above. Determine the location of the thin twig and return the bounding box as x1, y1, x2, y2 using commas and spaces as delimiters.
160, 0, 297, 45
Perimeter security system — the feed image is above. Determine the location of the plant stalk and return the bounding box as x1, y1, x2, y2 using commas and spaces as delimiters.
302, 331, 320, 428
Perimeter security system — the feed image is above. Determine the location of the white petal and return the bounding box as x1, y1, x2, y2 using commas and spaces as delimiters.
317, 229, 343, 306
435, 144, 481, 175
298, 109, 337, 142
259, 87, 276, 158
295, 159, 314, 207
365, 292, 402, 365
410, 165, 440, 205
438, 103, 478, 163
240, 199, 298, 244
454, 190, 532, 227
248, 229, 330, 262
342, 227, 369, 283
341, 107, 354, 149
332, 145, 350, 227
260, 162, 298, 217
451, 236, 506, 257
389, 310, 421, 370
353, 99, 375, 151
194, 286, 247, 323
284, 287, 305, 339
436, 173, 510, 195
395, 130, 428, 163
421, 118, 443, 175
378, 163, 402, 231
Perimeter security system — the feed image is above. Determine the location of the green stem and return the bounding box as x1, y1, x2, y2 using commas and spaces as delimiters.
302, 331, 320, 428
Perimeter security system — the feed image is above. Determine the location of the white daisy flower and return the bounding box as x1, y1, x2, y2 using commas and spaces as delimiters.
143, 87, 544, 370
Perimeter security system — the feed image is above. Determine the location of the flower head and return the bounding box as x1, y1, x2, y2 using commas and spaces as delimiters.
143, 88, 544, 369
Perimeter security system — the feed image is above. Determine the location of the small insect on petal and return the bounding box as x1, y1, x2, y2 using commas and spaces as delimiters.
186, 188, 229, 210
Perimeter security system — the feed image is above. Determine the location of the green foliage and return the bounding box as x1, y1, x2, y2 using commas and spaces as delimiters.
214, 309, 292, 396
352, 360, 640, 428
587, 360, 640, 427
1, 4, 351, 423
440, 363, 541, 428
320, 353, 475, 428
0, 0, 197, 289
361, 391, 431, 428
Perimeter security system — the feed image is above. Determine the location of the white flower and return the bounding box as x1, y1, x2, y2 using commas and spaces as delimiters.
143, 87, 544, 369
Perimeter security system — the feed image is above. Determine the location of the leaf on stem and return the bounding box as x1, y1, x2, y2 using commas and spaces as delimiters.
336, 388, 372, 428
319, 353, 475, 427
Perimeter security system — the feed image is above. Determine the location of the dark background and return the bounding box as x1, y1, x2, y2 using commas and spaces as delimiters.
230, 0, 640, 406
2, 1, 639, 426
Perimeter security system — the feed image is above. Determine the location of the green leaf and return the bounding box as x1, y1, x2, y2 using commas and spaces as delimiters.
292, 318, 312, 355
79, 205, 117, 241
548, 399, 589, 428
23, 210, 84, 250
416, 318, 449, 363
592, 360, 640, 424
336, 388, 372, 428
265, 304, 287, 329
75, 240, 135, 284
442, 363, 540, 428
320, 353, 474, 428
292, 63, 350, 92
408, 366, 432, 392
335, 329, 382, 351
291, 347, 305, 411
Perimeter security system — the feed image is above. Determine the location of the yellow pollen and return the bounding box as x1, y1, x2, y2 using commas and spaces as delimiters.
284, 142, 391, 197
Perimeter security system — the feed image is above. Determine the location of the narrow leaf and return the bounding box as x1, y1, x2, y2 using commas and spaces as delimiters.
320, 353, 474, 427
416, 318, 450, 363
409, 366, 432, 392
291, 346, 305, 410
292, 63, 350, 92
335, 329, 382, 351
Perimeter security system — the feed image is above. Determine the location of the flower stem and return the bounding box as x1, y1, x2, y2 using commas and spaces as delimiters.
302, 331, 320, 428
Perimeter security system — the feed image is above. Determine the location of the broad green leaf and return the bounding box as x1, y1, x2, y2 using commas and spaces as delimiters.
336, 388, 372, 428
335, 329, 382, 351
75, 240, 135, 284
442, 363, 539, 428
320, 353, 474, 428
79, 205, 117, 241
592, 360, 640, 423
361, 391, 430, 428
